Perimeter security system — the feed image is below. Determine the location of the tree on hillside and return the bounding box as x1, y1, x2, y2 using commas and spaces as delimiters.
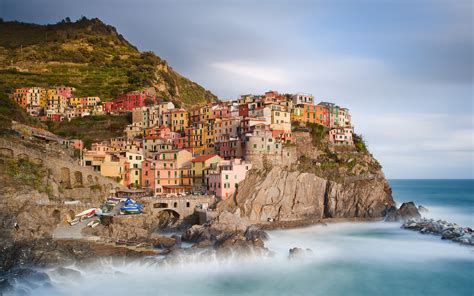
144, 98, 154, 106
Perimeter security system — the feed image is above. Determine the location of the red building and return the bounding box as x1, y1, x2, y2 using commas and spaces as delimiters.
112, 91, 156, 111
103, 101, 115, 113
238, 104, 249, 117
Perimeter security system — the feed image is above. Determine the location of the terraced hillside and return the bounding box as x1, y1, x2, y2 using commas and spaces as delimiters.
0, 17, 217, 108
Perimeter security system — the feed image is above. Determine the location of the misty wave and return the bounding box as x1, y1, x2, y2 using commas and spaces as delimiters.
7, 221, 472, 296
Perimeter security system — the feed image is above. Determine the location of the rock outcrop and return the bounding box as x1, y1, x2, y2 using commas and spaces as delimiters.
402, 218, 474, 246
288, 247, 314, 259
183, 211, 269, 254
219, 167, 394, 225
385, 202, 421, 222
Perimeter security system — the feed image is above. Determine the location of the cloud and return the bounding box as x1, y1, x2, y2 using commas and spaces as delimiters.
211, 62, 288, 85
357, 113, 474, 178
1, 0, 473, 178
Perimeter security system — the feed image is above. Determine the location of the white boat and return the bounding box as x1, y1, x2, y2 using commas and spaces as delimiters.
69, 217, 80, 226
75, 208, 96, 218
87, 220, 100, 228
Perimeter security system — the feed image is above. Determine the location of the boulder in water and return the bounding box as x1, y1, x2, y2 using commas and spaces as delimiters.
385, 202, 421, 222
288, 247, 314, 259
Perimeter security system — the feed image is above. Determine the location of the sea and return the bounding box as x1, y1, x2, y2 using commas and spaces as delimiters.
7, 179, 474, 296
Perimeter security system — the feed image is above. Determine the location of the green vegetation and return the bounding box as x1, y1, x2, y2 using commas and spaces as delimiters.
2, 158, 47, 190
0, 17, 217, 108
353, 133, 368, 153
0, 96, 45, 131
47, 113, 131, 148
306, 122, 327, 148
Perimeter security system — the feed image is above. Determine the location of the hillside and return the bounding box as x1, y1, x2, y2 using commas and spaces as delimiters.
0, 17, 218, 108
46, 114, 131, 148
0, 96, 46, 131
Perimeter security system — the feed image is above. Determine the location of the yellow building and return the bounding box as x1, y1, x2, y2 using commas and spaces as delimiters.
100, 153, 128, 184
291, 105, 304, 122
69, 97, 82, 106
171, 108, 189, 132
191, 154, 222, 190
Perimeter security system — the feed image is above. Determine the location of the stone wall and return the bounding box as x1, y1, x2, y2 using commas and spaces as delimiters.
0, 138, 124, 201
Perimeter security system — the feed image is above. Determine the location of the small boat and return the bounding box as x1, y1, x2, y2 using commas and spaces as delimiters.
69, 217, 80, 226
75, 208, 95, 217
120, 208, 141, 215
81, 210, 96, 220
119, 198, 144, 215
87, 220, 100, 228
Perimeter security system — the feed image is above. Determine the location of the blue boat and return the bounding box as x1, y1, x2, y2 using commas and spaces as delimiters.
120, 197, 144, 214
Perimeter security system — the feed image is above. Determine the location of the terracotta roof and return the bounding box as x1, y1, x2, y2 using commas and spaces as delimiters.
192, 154, 219, 162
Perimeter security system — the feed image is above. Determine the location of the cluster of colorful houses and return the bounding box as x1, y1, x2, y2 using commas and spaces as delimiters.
71, 89, 355, 200
12, 86, 354, 199
12, 86, 157, 122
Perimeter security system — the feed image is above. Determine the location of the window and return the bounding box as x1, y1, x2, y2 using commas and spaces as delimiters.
225, 174, 228, 180
186, 202, 190, 208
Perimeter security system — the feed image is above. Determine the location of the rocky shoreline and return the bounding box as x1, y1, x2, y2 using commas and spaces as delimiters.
402, 218, 474, 246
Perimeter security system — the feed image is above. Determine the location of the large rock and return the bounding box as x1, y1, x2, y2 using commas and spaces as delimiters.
182, 211, 269, 253
219, 167, 394, 224
385, 202, 421, 222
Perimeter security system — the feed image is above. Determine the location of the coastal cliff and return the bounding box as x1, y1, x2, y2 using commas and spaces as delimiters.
219, 128, 395, 225
221, 168, 393, 225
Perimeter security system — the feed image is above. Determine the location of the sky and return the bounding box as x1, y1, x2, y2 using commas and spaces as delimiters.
1, 0, 473, 179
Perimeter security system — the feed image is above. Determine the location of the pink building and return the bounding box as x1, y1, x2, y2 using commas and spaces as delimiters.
207, 158, 252, 199
141, 158, 156, 193
154, 149, 193, 195
55, 86, 75, 98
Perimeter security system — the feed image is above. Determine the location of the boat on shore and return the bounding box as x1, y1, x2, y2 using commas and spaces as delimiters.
69, 217, 80, 226
120, 198, 144, 215
87, 220, 100, 228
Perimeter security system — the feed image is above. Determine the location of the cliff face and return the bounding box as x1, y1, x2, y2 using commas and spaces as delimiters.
221, 168, 393, 224
219, 130, 395, 225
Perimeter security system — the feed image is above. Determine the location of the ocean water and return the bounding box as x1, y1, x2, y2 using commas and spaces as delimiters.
7, 180, 474, 296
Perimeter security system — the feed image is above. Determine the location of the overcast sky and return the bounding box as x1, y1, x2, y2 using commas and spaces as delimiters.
2, 0, 473, 178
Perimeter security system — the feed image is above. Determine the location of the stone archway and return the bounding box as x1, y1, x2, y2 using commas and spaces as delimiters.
73, 171, 83, 187
0, 148, 13, 158
52, 209, 61, 223
60, 167, 71, 188
156, 209, 180, 228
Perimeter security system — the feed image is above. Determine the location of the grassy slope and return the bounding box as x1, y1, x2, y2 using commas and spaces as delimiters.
0, 18, 217, 107
46, 113, 131, 148
0, 95, 46, 130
